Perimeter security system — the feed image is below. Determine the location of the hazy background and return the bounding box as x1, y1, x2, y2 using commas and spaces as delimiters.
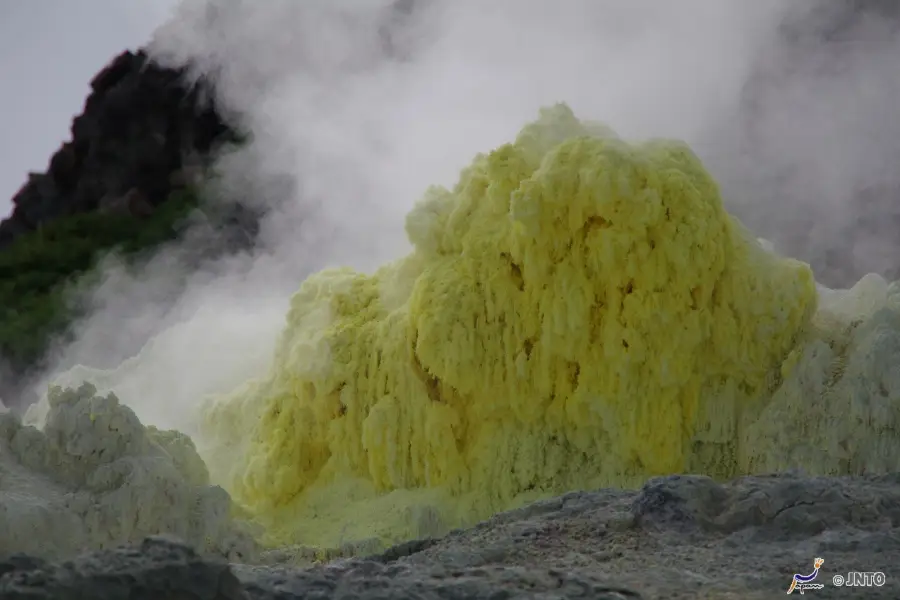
3, 1, 900, 430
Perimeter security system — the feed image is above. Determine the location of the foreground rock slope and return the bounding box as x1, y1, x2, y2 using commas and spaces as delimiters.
2, 473, 897, 599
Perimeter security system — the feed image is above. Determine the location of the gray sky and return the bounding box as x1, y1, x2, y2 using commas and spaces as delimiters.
0, 1, 179, 218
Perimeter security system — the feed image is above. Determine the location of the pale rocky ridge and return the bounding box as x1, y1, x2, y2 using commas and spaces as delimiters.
0, 384, 259, 562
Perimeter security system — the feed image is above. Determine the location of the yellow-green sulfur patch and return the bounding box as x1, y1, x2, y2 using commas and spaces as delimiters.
199, 104, 817, 549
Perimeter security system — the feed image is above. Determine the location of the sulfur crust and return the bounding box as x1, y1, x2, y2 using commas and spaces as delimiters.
22, 104, 900, 560
742, 274, 900, 475
1, 383, 259, 561
199, 104, 819, 549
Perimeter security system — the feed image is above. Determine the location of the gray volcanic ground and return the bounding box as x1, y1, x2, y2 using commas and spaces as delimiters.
3, 473, 899, 599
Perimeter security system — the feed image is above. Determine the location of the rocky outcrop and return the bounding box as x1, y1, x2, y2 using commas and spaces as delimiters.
0, 48, 262, 400
0, 537, 243, 600
0, 49, 242, 249
2, 473, 898, 599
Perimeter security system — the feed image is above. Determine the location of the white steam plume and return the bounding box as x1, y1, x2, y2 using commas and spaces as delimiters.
702, 0, 900, 286
28, 1, 838, 433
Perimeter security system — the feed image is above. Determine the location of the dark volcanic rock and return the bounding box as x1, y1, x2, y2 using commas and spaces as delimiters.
0, 49, 241, 250
0, 537, 244, 600
0, 48, 263, 408
3, 474, 899, 599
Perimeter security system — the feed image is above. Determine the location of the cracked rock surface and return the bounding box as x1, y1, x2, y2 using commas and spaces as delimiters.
1, 473, 898, 599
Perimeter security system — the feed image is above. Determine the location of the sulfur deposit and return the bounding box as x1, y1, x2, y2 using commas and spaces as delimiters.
0, 383, 258, 561
198, 104, 825, 550
20, 104, 900, 561
744, 272, 900, 474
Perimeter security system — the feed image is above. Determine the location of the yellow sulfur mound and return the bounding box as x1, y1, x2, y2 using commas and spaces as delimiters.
200, 104, 818, 549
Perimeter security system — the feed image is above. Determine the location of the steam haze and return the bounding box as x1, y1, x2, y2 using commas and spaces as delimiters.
704, 0, 900, 286
14, 1, 900, 432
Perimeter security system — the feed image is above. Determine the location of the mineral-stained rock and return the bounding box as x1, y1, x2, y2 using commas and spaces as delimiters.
3, 473, 899, 599
0, 384, 260, 563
